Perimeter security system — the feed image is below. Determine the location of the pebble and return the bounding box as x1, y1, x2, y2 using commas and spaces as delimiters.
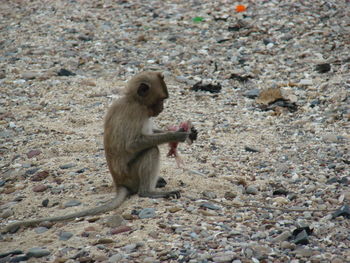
202, 191, 217, 199
31, 171, 49, 181
281, 241, 296, 250
294, 248, 314, 257
58, 231, 73, 241
0, 208, 13, 219
105, 214, 126, 227
246, 185, 259, 195
243, 89, 260, 99
108, 254, 124, 263
200, 202, 221, 210
26, 149, 42, 158
212, 252, 237, 262
42, 198, 49, 207
299, 79, 313, 86
59, 163, 76, 169
272, 231, 291, 243
32, 184, 48, 192
64, 200, 82, 208
138, 208, 156, 219
26, 248, 51, 258
110, 226, 132, 235
34, 227, 49, 234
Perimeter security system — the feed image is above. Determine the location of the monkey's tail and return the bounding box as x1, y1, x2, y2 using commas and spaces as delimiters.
3, 187, 129, 233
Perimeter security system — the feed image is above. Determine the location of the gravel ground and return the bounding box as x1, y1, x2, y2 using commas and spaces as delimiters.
1, 0, 350, 262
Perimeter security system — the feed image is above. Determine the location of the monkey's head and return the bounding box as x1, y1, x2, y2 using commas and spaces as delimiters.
126, 71, 169, 117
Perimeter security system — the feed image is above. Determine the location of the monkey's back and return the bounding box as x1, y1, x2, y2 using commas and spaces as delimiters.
103, 97, 147, 187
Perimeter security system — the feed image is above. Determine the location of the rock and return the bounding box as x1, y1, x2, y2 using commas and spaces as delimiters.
272, 196, 289, 205
202, 191, 217, 199
110, 226, 132, 235
34, 227, 48, 234
26, 149, 42, 158
244, 146, 260, 153
26, 168, 40, 175
315, 63, 331, 73
8, 255, 30, 262
64, 200, 81, 208
224, 191, 237, 200
272, 231, 291, 243
31, 171, 49, 181
212, 251, 237, 262
57, 68, 76, 76
273, 188, 288, 196
58, 231, 73, 241
294, 248, 314, 257
108, 254, 123, 263
105, 215, 126, 227
26, 248, 50, 258
138, 208, 156, 219
190, 82, 222, 93
299, 79, 313, 86
168, 206, 182, 213
293, 230, 309, 245
95, 238, 114, 245
200, 202, 221, 210
246, 185, 259, 195
21, 71, 40, 80
42, 199, 49, 207
33, 185, 48, 192
281, 241, 296, 250
59, 163, 76, 169
0, 209, 13, 219
244, 89, 260, 99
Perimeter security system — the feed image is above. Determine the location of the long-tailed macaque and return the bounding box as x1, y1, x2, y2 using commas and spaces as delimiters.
3, 71, 191, 233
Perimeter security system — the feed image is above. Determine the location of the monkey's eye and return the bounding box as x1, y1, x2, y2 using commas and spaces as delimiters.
137, 83, 150, 97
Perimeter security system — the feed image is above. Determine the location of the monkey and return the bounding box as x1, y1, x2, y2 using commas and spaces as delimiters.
3, 71, 193, 233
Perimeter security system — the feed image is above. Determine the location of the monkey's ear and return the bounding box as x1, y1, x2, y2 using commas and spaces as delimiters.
137, 83, 150, 97
159, 72, 164, 79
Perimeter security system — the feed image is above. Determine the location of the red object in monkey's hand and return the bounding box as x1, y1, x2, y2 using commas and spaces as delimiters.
167, 121, 197, 167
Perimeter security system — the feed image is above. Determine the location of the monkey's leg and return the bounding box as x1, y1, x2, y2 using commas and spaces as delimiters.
133, 147, 180, 199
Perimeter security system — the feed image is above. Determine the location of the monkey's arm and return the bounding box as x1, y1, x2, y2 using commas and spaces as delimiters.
127, 132, 188, 153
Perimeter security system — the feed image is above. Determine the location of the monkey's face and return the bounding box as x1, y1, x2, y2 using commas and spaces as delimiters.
134, 72, 169, 117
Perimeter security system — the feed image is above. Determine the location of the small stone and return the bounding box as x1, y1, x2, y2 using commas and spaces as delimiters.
105, 215, 126, 228
26, 150, 42, 158
244, 146, 260, 153
246, 185, 259, 195
42, 199, 49, 207
57, 68, 76, 76
33, 185, 48, 192
0, 209, 13, 219
95, 238, 114, 245
212, 251, 237, 262
224, 191, 237, 200
272, 231, 291, 243
294, 248, 314, 257
8, 255, 30, 262
31, 171, 49, 181
25, 168, 40, 175
122, 213, 136, 220
4, 187, 16, 194
315, 63, 331, 73
34, 227, 49, 234
64, 200, 82, 208
59, 163, 76, 169
202, 191, 217, 199
273, 188, 288, 196
299, 79, 313, 86
168, 206, 182, 213
272, 196, 289, 205
293, 230, 309, 245
281, 241, 296, 250
59, 231, 73, 241
200, 202, 221, 210
138, 208, 156, 219
331, 257, 345, 263
21, 71, 39, 80
108, 254, 123, 263
110, 226, 132, 235
244, 89, 260, 99
0, 179, 6, 187
26, 248, 51, 258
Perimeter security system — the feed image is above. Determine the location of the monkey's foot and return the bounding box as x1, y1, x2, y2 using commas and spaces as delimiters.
165, 190, 181, 199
